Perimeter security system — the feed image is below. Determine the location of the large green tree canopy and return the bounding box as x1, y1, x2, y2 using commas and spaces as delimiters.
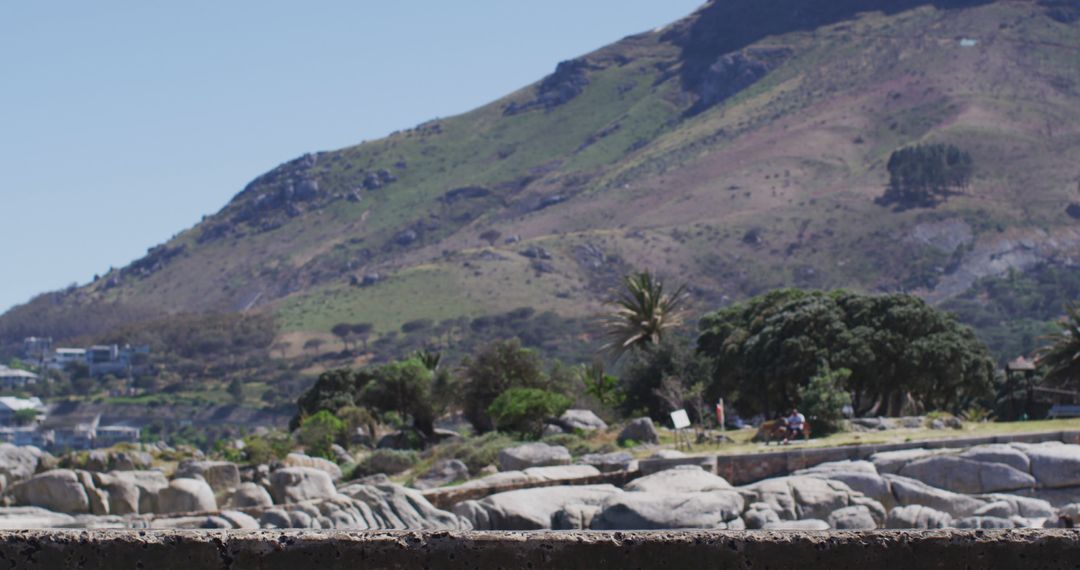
291, 357, 451, 439
697, 289, 995, 417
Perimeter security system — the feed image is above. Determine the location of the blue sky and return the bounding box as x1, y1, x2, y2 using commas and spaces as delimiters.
0, 1, 702, 313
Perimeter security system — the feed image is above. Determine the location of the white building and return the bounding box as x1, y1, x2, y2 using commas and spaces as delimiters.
48, 349, 86, 372
0, 365, 39, 390
95, 425, 141, 447
22, 337, 52, 361
0, 396, 45, 426
0, 426, 43, 447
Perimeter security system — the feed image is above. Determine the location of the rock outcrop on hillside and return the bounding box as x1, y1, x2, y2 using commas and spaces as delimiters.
1, 456, 468, 530
0, 444, 52, 489
445, 441, 1080, 531
4, 441, 1080, 530
454, 485, 621, 530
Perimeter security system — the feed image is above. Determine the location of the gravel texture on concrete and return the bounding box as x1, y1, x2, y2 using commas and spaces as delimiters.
0, 530, 1079, 569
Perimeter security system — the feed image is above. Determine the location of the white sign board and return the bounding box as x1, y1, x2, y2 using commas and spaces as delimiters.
670, 409, 691, 430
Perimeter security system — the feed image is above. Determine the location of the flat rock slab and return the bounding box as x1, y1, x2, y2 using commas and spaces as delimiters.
3, 530, 1080, 569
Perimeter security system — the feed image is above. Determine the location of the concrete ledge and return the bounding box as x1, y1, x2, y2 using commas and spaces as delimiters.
2, 530, 1080, 569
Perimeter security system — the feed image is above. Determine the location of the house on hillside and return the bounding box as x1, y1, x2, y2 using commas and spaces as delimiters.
22, 337, 52, 361
35, 413, 141, 450
39, 413, 99, 450
0, 397, 45, 426
29, 339, 151, 377
0, 426, 43, 447
96, 425, 141, 447
47, 348, 86, 372
0, 365, 39, 390
86, 344, 150, 377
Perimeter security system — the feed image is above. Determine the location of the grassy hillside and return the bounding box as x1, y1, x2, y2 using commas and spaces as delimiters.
3, 0, 1080, 382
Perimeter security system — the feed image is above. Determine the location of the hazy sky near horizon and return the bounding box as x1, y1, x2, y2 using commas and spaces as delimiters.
0, 1, 702, 313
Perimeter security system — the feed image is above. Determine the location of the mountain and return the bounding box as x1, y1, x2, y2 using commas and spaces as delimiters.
4, 0, 1080, 373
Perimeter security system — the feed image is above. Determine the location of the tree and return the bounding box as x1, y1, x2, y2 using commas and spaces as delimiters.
479, 229, 501, 246
697, 289, 995, 418
73, 375, 96, 396
1038, 303, 1080, 387
295, 411, 346, 460
602, 271, 687, 358
401, 319, 434, 335
291, 368, 373, 430
271, 342, 290, 359
881, 143, 973, 207
331, 323, 353, 351
303, 338, 326, 355
413, 349, 442, 371
797, 367, 852, 434
359, 358, 440, 438
350, 323, 374, 351
618, 339, 713, 421
242, 432, 293, 464
13, 408, 40, 427
227, 379, 245, 404
579, 361, 623, 409
336, 405, 379, 442
459, 339, 549, 432
488, 388, 571, 439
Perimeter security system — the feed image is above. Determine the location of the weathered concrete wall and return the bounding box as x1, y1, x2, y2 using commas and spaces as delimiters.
713, 429, 1080, 485
2, 529, 1079, 569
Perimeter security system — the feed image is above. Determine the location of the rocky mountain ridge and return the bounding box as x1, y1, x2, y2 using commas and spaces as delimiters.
2, 0, 1080, 367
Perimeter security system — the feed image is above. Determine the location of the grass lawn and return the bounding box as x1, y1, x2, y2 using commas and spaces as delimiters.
654, 417, 1080, 457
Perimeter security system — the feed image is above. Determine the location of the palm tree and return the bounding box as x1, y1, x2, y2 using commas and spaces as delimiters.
602, 271, 688, 359
413, 348, 442, 371
1038, 303, 1080, 386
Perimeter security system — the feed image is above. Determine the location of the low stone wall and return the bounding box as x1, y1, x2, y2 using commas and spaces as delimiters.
637, 455, 716, 476
715, 429, 1080, 485
3, 529, 1080, 569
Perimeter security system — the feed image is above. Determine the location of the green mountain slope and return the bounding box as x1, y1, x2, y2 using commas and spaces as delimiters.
4, 0, 1080, 370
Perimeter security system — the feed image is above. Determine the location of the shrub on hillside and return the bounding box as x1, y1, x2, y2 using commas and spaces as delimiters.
428, 432, 515, 475
459, 339, 550, 432
359, 358, 441, 437
242, 432, 294, 465
617, 339, 713, 422
797, 368, 852, 435
292, 368, 369, 430
488, 388, 571, 439
293, 358, 454, 444
353, 449, 419, 478
296, 410, 346, 460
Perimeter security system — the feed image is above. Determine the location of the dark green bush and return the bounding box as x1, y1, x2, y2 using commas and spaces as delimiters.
797, 368, 852, 435
488, 388, 571, 439
353, 449, 419, 477
296, 410, 346, 460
